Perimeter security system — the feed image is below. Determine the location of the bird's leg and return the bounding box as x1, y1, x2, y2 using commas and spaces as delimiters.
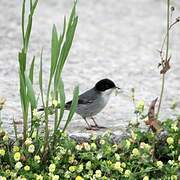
91, 117, 106, 129
91, 117, 98, 127
83, 118, 99, 130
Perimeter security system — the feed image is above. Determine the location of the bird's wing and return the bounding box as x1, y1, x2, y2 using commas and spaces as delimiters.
65, 88, 98, 109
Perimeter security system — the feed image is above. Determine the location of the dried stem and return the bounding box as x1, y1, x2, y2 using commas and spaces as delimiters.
157, 0, 170, 118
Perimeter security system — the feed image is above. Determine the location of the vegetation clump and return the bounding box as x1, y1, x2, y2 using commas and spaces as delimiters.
0, 0, 180, 179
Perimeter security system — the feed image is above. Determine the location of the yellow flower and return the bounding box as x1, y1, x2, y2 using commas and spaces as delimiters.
49, 163, 56, 173
13, 146, 20, 152
21, 178, 27, 180
124, 170, 131, 177
143, 176, 149, 180
83, 142, 91, 151
100, 139, 105, 145
52, 175, 59, 180
121, 162, 126, 168
113, 162, 123, 173
5, 169, 10, 175
15, 162, 23, 170
171, 123, 178, 132
140, 142, 151, 151
34, 155, 41, 163
75, 144, 83, 151
52, 100, 58, 107
28, 144, 35, 153
136, 100, 144, 113
25, 138, 32, 145
0, 176, 6, 180
0, 149, 5, 156
75, 176, 84, 180
3, 133, 9, 141
167, 137, 174, 145
171, 175, 177, 180
107, 160, 112, 165
24, 165, 30, 171
68, 154, 75, 164
36, 175, 43, 180
132, 148, 140, 156
168, 160, 175, 165
156, 161, 163, 169
14, 152, 21, 161
69, 165, 76, 172
95, 170, 102, 178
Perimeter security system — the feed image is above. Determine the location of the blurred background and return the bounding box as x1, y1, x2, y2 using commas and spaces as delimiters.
0, 0, 180, 136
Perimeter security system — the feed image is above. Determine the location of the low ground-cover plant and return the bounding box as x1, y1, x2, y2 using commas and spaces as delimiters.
0, 0, 180, 179
0, 116, 179, 179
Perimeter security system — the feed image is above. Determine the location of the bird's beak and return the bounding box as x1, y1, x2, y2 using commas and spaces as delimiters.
114, 86, 122, 95
115, 86, 121, 90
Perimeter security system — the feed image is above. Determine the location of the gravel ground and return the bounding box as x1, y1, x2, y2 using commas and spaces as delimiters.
0, 0, 180, 137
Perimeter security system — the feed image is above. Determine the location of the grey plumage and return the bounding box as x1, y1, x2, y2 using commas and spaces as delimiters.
65, 87, 112, 118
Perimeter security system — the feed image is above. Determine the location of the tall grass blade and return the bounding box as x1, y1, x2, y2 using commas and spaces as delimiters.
24, 0, 38, 52
29, 56, 35, 119
54, 3, 78, 92
63, 86, 79, 132
55, 78, 65, 130
29, 56, 35, 83
50, 25, 59, 78
22, 0, 26, 48
39, 49, 45, 107
25, 73, 37, 109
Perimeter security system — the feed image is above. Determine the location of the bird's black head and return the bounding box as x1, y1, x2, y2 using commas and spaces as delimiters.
95, 79, 116, 92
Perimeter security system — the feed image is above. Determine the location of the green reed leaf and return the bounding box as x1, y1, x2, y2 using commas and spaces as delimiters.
63, 86, 79, 132
25, 73, 37, 109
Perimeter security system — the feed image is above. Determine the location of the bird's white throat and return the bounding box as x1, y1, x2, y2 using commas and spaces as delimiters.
101, 89, 114, 103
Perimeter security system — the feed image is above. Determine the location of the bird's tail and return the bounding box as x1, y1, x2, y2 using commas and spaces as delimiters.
37, 104, 63, 112
37, 107, 45, 111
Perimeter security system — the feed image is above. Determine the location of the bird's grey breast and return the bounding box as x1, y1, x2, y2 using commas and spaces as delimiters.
75, 88, 112, 118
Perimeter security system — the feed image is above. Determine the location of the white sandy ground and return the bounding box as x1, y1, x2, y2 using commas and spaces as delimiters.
0, 0, 180, 138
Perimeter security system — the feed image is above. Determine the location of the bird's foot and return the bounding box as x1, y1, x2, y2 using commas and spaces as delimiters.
86, 126, 100, 131
91, 125, 107, 129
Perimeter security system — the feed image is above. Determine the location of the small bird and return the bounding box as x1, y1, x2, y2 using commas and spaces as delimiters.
65, 78, 120, 130
38, 78, 120, 130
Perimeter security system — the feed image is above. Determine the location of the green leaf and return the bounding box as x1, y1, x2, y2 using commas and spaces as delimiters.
24, 0, 38, 53
25, 73, 37, 109
19, 70, 28, 113
29, 56, 35, 83
50, 24, 59, 78
54, 4, 78, 92
22, 0, 26, 47
63, 85, 79, 132
18, 51, 27, 72
39, 48, 45, 106
55, 78, 66, 130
